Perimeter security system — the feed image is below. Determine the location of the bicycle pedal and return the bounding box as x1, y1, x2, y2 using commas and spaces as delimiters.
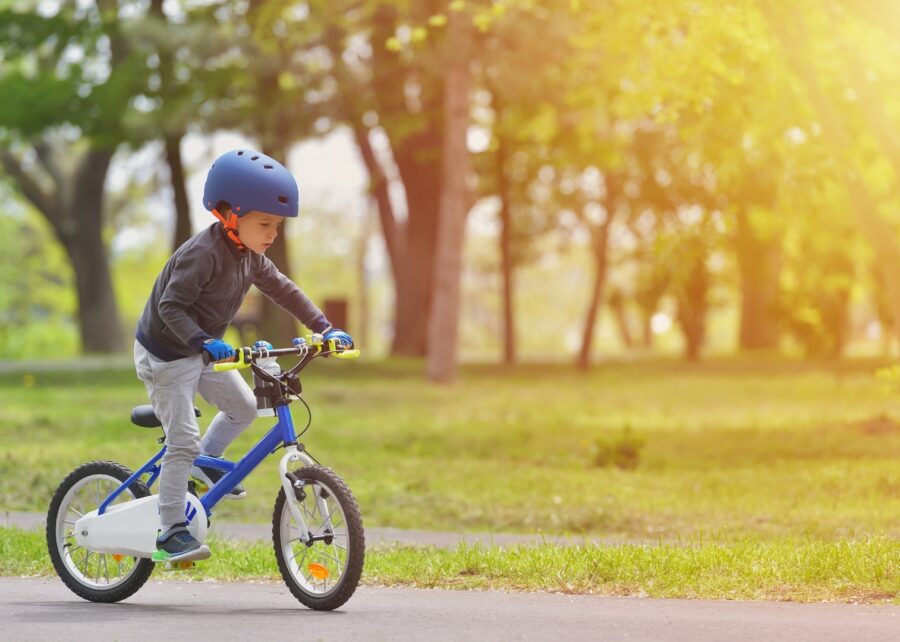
190, 477, 209, 493
163, 560, 198, 571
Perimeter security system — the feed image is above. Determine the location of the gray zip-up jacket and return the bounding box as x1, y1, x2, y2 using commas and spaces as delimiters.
136, 223, 329, 361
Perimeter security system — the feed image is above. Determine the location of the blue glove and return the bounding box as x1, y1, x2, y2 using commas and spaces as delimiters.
323, 328, 353, 349
201, 338, 236, 362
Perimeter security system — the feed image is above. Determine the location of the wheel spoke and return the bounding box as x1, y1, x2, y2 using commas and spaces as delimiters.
64, 544, 82, 563
297, 548, 312, 582
331, 544, 344, 574
311, 547, 343, 567
311, 487, 322, 520
301, 497, 314, 523
80, 550, 91, 577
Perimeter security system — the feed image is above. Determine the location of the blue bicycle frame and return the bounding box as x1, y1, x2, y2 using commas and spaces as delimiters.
98, 404, 298, 517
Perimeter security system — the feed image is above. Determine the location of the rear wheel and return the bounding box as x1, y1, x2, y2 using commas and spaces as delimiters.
46, 461, 155, 603
272, 465, 364, 610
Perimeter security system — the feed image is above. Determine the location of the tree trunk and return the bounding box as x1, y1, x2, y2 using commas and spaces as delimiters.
164, 132, 192, 251
608, 289, 634, 349
426, 13, 471, 383
351, 125, 404, 284
63, 228, 124, 353
257, 143, 299, 345
496, 131, 517, 365
577, 218, 613, 370
150, 1, 191, 252
676, 242, 709, 362
69, 149, 123, 352
371, 3, 444, 358
357, 199, 373, 350
641, 313, 654, 348
391, 143, 443, 357
735, 207, 781, 350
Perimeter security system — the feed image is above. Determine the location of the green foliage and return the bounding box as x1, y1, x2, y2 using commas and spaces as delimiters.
0, 202, 78, 359
4, 0, 900, 363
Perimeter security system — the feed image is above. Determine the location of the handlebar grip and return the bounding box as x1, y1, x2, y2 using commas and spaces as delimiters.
203, 347, 247, 369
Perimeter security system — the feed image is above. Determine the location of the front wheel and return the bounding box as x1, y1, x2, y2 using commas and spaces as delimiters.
272, 465, 364, 610
46, 460, 155, 603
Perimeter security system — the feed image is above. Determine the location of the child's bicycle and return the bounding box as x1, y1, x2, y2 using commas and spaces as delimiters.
45, 335, 365, 611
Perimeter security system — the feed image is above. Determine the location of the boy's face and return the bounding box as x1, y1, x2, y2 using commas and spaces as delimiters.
234, 211, 284, 254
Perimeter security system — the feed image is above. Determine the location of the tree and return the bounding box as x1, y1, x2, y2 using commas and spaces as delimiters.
0, 2, 139, 352
761, 0, 900, 348
426, 9, 474, 383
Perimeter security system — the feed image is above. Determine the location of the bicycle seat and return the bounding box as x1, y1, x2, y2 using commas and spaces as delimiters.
130, 405, 201, 428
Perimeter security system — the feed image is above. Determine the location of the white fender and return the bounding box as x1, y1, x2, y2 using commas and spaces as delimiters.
74, 493, 207, 558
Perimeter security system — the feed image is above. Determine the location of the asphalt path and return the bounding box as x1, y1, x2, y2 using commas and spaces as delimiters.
3, 577, 898, 642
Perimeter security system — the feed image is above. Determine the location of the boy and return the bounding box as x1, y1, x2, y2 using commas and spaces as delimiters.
134, 149, 352, 562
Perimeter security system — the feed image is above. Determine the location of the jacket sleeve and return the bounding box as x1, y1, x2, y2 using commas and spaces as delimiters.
253, 255, 331, 333
157, 247, 215, 350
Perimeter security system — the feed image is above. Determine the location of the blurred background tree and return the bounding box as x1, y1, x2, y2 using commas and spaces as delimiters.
3, 0, 900, 380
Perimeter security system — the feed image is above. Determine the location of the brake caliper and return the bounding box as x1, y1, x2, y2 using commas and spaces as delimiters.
284, 471, 306, 502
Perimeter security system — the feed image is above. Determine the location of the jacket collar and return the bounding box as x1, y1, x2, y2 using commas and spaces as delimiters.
214, 223, 250, 261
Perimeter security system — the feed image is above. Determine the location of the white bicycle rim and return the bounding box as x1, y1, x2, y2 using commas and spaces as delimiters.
278, 478, 352, 597
54, 474, 144, 590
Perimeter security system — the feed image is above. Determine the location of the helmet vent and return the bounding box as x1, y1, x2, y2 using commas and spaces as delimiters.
264, 164, 273, 169
278, 195, 288, 204
237, 151, 244, 156
251, 155, 259, 161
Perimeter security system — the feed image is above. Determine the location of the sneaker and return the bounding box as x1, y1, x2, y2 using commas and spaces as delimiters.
152, 523, 211, 563
190, 459, 246, 500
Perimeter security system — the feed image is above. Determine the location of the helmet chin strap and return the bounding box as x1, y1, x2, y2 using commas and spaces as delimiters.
211, 208, 246, 250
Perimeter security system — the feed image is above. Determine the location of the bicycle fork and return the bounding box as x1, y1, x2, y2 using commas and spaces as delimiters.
278, 446, 333, 545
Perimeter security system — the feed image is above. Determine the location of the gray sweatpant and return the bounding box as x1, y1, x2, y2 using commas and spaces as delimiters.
133, 341, 257, 528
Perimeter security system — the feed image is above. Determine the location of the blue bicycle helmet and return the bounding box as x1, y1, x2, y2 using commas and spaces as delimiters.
203, 149, 299, 218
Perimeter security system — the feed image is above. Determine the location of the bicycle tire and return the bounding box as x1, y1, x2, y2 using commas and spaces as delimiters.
46, 460, 155, 603
272, 465, 365, 610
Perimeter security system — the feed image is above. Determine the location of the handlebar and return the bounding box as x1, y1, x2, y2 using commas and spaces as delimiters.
201, 335, 360, 369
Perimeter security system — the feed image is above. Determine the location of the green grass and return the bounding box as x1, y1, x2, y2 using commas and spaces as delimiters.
2, 527, 897, 603
2, 357, 899, 542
